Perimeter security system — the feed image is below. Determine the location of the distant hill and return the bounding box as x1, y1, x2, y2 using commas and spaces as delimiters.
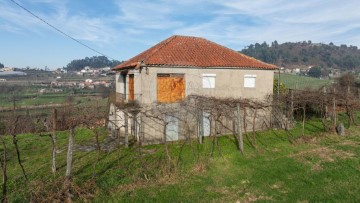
65, 56, 122, 71
240, 41, 360, 71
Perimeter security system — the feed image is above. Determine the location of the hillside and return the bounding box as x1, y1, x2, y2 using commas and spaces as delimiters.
241, 41, 360, 71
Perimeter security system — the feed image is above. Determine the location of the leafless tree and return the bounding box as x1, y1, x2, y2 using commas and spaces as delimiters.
8, 116, 28, 181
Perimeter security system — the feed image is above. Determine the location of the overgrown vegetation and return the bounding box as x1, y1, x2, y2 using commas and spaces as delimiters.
0, 118, 359, 202
0, 73, 359, 202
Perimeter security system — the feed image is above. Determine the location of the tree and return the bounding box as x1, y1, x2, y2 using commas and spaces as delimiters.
0, 63, 4, 68
273, 78, 287, 94
337, 72, 355, 87
65, 56, 122, 71
308, 67, 322, 78
241, 41, 360, 71
271, 40, 278, 47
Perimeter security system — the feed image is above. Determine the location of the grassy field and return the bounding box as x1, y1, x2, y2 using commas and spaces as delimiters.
275, 73, 334, 90
0, 92, 107, 108
0, 94, 93, 107
1, 116, 359, 202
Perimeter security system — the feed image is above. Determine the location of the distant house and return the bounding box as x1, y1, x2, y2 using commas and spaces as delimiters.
0, 67, 14, 72
85, 79, 93, 83
81, 66, 91, 73
109, 35, 277, 143
328, 69, 341, 79
294, 68, 301, 74
39, 88, 63, 94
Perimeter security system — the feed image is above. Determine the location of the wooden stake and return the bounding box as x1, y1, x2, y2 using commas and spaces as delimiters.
51, 108, 57, 175
198, 111, 203, 144
333, 88, 337, 128
323, 87, 328, 118
65, 127, 74, 180
237, 104, 243, 153
124, 112, 129, 148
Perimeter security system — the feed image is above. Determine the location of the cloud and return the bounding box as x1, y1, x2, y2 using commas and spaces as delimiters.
0, 22, 22, 33
113, 0, 185, 30
0, 0, 118, 45
1, 0, 360, 62
0, 1, 43, 33
50, 12, 117, 44
173, 0, 360, 48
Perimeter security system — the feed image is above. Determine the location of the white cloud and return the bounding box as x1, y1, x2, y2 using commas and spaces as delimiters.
174, 0, 360, 48
113, 0, 185, 30
1, 0, 360, 66
0, 1, 43, 32
0, 0, 118, 45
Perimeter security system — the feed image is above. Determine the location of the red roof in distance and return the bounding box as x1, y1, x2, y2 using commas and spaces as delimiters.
113, 35, 277, 70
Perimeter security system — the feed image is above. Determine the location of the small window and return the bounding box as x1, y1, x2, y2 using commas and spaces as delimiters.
244, 75, 256, 88
202, 74, 216, 88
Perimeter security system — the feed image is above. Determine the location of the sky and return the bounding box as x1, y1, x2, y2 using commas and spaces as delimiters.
1, 0, 360, 69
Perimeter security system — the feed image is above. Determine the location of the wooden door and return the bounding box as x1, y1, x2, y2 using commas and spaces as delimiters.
157, 74, 185, 103
128, 74, 134, 101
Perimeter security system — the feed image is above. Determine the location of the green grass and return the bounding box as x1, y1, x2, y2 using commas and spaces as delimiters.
275, 73, 334, 90
0, 93, 107, 108
1, 118, 359, 202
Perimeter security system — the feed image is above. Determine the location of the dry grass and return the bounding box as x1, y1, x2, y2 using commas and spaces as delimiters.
339, 140, 360, 147
30, 178, 98, 202
111, 173, 180, 194
191, 162, 207, 173
290, 146, 355, 171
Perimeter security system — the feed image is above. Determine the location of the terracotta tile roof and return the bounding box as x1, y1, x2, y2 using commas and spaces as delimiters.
113, 35, 277, 70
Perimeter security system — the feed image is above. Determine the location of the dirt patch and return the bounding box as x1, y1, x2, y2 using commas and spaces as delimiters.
338, 140, 359, 147
270, 181, 288, 194
192, 162, 207, 173
270, 182, 282, 189
30, 178, 98, 202
296, 136, 319, 144
204, 185, 272, 203
290, 146, 355, 171
236, 192, 273, 202
206, 186, 231, 195
111, 174, 180, 194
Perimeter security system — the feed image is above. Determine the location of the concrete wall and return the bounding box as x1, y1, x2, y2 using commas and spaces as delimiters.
136, 106, 272, 144
115, 73, 124, 94
113, 66, 275, 144
139, 66, 274, 104
107, 103, 126, 132
115, 70, 142, 101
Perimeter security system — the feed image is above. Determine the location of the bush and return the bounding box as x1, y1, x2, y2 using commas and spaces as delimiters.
273, 78, 287, 94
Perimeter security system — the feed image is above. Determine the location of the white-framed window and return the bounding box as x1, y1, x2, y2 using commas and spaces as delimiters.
244, 75, 256, 88
202, 74, 216, 88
